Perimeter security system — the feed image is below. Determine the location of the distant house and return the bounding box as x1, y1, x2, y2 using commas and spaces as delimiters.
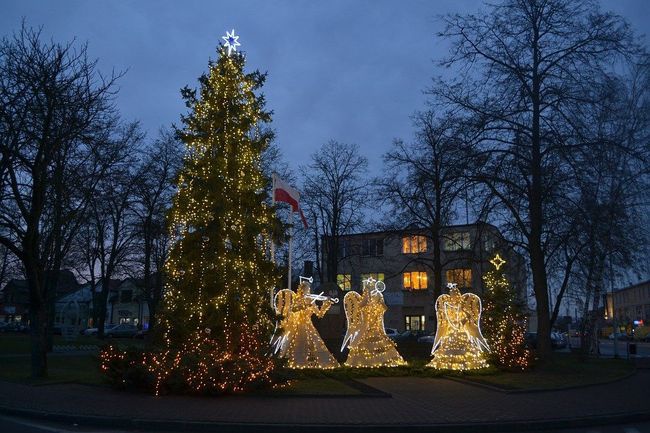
0, 270, 80, 323
108, 278, 150, 328
54, 285, 93, 328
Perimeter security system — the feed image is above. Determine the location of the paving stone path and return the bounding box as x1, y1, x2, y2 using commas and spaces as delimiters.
0, 370, 647, 428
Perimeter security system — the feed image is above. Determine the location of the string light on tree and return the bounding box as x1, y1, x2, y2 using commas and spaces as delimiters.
427, 283, 490, 370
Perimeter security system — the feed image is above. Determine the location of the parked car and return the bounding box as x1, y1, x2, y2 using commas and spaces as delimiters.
4, 322, 29, 333
105, 323, 138, 338
82, 327, 100, 336
395, 330, 428, 342
134, 329, 148, 339
551, 332, 567, 349
608, 332, 630, 341
384, 328, 398, 340
417, 334, 436, 344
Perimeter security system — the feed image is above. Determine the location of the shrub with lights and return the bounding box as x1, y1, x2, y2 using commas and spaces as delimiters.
481, 254, 532, 370
101, 30, 283, 394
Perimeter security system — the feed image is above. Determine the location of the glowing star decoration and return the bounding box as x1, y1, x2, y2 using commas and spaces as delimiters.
490, 253, 506, 271
222, 29, 241, 55
427, 283, 490, 370
270, 276, 339, 369
342, 277, 406, 367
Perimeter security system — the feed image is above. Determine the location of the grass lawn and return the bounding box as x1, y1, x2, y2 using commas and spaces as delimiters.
460, 353, 635, 390
0, 333, 143, 354
0, 334, 635, 394
0, 354, 104, 386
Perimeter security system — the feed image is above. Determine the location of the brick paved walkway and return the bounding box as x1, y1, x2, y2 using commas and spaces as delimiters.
0, 371, 648, 429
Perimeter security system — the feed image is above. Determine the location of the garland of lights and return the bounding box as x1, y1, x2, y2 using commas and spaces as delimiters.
342, 277, 406, 367
271, 277, 340, 369
427, 283, 490, 370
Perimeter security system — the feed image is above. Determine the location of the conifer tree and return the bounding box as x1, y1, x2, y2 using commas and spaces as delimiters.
482, 254, 532, 370
152, 35, 281, 394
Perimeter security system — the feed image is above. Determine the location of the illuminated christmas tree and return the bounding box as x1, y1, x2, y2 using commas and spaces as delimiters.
481, 254, 532, 370
151, 30, 281, 394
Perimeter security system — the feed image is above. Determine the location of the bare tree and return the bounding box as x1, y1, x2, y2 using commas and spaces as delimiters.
132, 128, 181, 333
302, 140, 369, 285
0, 23, 122, 377
431, 0, 640, 361
82, 123, 142, 338
569, 65, 650, 354
377, 111, 479, 301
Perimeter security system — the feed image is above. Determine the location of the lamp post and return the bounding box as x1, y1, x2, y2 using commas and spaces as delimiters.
610, 256, 618, 359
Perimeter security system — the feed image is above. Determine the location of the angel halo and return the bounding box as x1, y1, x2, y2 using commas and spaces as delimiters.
341, 276, 406, 367
427, 283, 490, 370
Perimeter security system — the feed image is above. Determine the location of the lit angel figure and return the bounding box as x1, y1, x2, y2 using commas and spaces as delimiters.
271, 277, 339, 369
342, 277, 406, 367
427, 283, 490, 370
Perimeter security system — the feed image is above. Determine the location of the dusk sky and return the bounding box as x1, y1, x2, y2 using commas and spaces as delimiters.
2, 1, 649, 176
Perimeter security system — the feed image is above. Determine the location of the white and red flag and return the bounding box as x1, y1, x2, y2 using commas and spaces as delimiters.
272, 173, 308, 228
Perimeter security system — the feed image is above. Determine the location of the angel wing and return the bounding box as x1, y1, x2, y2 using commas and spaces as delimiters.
431, 294, 451, 354
341, 291, 363, 352
271, 289, 294, 355
273, 289, 294, 317
460, 292, 490, 352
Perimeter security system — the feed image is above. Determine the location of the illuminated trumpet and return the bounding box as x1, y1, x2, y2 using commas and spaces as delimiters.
305, 292, 339, 304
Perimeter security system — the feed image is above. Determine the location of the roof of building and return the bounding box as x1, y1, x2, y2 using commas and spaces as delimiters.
614, 279, 650, 293
324, 221, 502, 239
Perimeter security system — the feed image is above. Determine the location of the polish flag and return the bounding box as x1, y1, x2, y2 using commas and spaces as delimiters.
272, 173, 308, 228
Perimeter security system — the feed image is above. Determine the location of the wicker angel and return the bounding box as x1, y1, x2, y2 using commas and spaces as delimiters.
270, 276, 339, 369
341, 277, 406, 367
427, 283, 490, 370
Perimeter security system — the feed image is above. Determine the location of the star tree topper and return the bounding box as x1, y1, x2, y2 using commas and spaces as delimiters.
222, 29, 241, 55
490, 253, 506, 271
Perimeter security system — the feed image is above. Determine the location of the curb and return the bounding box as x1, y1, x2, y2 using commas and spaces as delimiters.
1, 405, 650, 432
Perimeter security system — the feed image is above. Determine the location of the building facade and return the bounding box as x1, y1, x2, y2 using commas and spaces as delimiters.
318, 222, 527, 338
604, 280, 650, 326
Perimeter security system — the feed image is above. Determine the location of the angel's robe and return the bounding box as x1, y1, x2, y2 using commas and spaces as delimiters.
271, 288, 339, 369
343, 290, 406, 367
427, 290, 489, 370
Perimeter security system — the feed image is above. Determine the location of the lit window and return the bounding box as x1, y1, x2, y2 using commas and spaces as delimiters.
403, 271, 428, 290
402, 235, 427, 254
444, 232, 471, 251
405, 315, 426, 331
445, 268, 472, 289
337, 274, 352, 291
361, 273, 385, 283
362, 238, 384, 256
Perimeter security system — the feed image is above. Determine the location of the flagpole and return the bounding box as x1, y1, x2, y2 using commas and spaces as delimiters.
270, 174, 276, 307
288, 210, 293, 290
